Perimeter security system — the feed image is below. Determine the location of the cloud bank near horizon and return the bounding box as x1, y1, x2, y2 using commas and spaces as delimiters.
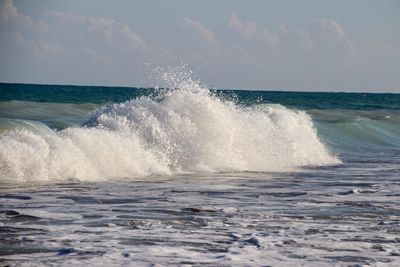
0, 0, 399, 92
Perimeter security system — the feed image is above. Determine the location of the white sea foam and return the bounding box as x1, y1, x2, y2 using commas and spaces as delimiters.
0, 73, 340, 183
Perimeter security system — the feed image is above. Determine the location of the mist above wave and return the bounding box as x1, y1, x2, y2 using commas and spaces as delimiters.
0, 72, 340, 183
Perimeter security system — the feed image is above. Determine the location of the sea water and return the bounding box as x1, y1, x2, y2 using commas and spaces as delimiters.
0, 74, 399, 266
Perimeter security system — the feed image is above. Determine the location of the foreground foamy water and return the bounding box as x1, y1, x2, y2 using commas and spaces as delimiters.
1, 74, 400, 266
1, 158, 400, 266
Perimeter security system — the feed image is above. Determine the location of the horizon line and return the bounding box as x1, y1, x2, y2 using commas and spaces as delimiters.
0, 81, 399, 95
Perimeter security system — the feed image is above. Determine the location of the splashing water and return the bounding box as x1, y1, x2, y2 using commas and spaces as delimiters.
0, 71, 340, 183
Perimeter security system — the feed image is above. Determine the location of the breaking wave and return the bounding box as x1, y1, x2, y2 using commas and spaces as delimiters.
0, 75, 340, 183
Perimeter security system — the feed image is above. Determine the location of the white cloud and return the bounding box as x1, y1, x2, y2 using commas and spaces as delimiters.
321, 19, 345, 39
0, 0, 17, 21
317, 18, 354, 50
229, 14, 279, 48
298, 29, 314, 50
50, 11, 146, 49
279, 24, 288, 35
182, 18, 218, 46
42, 9, 177, 85
1, 1, 399, 92
229, 14, 257, 38
0, 0, 48, 31
0, 0, 57, 58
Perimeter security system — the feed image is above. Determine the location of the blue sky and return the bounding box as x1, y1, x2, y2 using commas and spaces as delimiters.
1, 0, 399, 92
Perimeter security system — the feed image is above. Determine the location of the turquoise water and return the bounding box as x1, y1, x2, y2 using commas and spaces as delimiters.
1, 81, 399, 266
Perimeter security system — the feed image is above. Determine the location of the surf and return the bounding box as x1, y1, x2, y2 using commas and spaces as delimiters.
0, 73, 340, 183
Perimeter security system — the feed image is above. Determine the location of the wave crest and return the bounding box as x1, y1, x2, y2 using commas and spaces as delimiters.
0, 75, 340, 183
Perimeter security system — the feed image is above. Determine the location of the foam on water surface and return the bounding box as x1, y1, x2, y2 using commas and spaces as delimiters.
0, 72, 339, 183
1, 166, 399, 266
1, 70, 399, 266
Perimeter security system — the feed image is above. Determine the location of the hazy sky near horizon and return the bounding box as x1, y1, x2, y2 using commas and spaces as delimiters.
0, 0, 399, 92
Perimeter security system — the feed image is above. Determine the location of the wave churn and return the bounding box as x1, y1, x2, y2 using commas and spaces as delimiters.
0, 74, 340, 183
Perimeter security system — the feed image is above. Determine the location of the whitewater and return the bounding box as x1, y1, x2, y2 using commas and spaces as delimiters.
0, 77, 339, 183
1, 74, 399, 266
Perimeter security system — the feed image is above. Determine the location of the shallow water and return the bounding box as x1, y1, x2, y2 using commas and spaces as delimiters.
1, 160, 400, 266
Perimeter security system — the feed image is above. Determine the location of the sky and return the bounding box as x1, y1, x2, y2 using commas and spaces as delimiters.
0, 0, 399, 92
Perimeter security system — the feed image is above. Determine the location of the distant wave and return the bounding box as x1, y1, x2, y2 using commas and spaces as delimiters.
309, 109, 400, 152
0, 76, 339, 183
0, 101, 98, 130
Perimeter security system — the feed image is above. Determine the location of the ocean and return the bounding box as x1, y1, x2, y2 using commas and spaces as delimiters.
1, 77, 400, 266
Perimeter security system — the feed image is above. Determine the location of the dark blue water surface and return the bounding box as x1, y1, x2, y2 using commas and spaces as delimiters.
1, 83, 399, 110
